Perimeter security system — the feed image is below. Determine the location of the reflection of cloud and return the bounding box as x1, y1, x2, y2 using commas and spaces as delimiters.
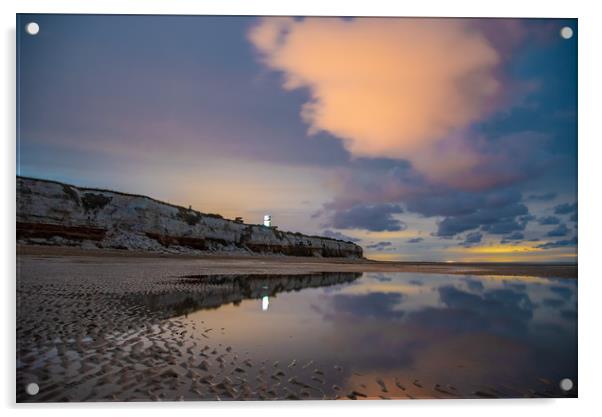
331, 292, 405, 319
249, 17, 502, 184
315, 274, 576, 385
437, 286, 535, 332
542, 297, 565, 308
371, 274, 393, 282
549, 285, 573, 300
463, 278, 484, 291
560, 309, 577, 320
505, 282, 526, 291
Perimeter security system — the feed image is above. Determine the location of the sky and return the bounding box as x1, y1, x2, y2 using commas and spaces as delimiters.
17, 15, 577, 262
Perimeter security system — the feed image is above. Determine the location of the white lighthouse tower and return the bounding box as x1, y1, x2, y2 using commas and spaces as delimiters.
263, 214, 272, 227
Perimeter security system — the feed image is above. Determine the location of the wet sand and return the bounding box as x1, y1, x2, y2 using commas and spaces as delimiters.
17, 245, 577, 279
16, 246, 577, 402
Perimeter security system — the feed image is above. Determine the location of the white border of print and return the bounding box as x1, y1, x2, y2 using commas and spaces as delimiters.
2, 1, 600, 417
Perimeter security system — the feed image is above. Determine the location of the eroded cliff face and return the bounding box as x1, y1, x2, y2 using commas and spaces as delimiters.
16, 177, 363, 258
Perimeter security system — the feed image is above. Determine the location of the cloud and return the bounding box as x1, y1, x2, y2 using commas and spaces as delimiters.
481, 218, 527, 234
547, 223, 569, 237
249, 17, 504, 185
407, 237, 424, 244
322, 229, 360, 242
538, 215, 560, 225
367, 241, 393, 251
501, 231, 524, 243
526, 192, 557, 202
536, 237, 577, 249
461, 231, 483, 247
554, 202, 577, 215
249, 18, 572, 249
437, 196, 529, 237
320, 161, 535, 237
323, 203, 406, 232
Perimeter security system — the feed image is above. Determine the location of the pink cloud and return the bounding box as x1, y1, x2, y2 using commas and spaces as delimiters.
249, 17, 506, 184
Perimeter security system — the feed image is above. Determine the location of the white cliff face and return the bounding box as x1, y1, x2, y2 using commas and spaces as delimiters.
16, 177, 363, 258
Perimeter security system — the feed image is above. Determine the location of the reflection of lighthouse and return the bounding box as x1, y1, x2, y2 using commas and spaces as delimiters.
262, 296, 269, 311
261, 285, 269, 311
263, 214, 272, 227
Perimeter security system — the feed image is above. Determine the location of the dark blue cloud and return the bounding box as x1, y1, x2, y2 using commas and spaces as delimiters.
554, 203, 577, 215
326, 203, 406, 232
461, 232, 483, 247
437, 195, 529, 237
536, 237, 577, 249
547, 223, 569, 237
526, 192, 557, 202
407, 237, 424, 244
481, 218, 527, 234
367, 241, 393, 251
538, 215, 561, 225
322, 229, 360, 243
501, 231, 524, 243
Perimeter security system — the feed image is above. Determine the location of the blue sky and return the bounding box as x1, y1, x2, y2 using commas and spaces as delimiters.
17, 15, 577, 262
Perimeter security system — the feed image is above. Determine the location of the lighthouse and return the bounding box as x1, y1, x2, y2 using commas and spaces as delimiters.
263, 214, 272, 227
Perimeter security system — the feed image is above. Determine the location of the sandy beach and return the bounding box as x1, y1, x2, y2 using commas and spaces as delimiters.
17, 245, 577, 279
16, 246, 577, 401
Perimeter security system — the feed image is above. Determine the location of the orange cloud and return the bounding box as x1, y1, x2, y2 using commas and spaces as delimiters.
249, 18, 502, 184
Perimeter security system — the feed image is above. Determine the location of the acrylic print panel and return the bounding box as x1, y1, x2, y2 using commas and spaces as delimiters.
16, 14, 577, 402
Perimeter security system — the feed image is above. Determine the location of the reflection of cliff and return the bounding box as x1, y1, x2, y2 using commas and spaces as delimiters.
133, 272, 363, 318
16, 176, 363, 258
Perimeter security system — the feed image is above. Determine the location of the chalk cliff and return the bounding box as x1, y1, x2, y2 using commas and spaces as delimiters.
16, 177, 363, 258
